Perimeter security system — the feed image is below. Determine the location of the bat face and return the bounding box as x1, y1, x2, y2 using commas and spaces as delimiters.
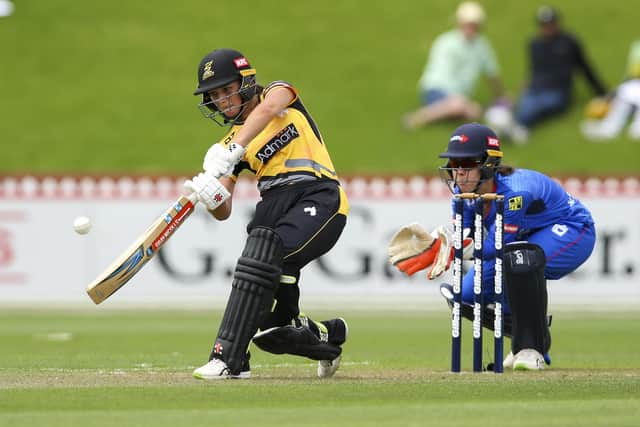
86, 195, 197, 304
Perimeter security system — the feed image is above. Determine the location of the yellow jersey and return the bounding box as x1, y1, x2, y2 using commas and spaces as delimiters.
220, 81, 340, 193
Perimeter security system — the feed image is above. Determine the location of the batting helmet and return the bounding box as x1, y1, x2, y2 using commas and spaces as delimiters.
439, 122, 503, 180
194, 49, 256, 96
194, 49, 258, 125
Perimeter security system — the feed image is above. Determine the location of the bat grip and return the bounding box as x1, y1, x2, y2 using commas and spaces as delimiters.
187, 192, 199, 205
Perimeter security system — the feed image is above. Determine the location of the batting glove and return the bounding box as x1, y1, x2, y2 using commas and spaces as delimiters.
184, 171, 230, 211
203, 142, 246, 177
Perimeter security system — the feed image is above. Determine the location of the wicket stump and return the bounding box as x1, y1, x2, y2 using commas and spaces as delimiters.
451, 193, 505, 373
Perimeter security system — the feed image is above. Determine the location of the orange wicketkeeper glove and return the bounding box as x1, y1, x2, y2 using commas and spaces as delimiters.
388, 224, 473, 279
388, 223, 446, 276
396, 239, 443, 276
425, 228, 474, 279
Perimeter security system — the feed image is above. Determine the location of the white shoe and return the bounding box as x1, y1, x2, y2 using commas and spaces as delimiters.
318, 355, 342, 379
513, 349, 545, 371
503, 351, 515, 369
580, 120, 616, 141
193, 358, 251, 380
317, 317, 348, 378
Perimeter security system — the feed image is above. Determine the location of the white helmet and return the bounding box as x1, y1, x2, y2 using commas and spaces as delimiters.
456, 2, 486, 25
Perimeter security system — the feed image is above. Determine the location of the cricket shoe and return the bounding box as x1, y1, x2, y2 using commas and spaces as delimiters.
512, 349, 545, 371
317, 318, 349, 379
503, 351, 516, 369
318, 355, 342, 379
192, 358, 251, 380
503, 351, 552, 369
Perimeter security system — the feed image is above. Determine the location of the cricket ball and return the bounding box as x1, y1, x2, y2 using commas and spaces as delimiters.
73, 216, 92, 235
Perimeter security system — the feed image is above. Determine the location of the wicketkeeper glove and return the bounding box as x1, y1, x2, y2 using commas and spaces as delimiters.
203, 142, 246, 177
184, 171, 231, 211
388, 223, 473, 279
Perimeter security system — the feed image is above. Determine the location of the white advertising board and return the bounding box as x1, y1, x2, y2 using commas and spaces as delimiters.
0, 176, 638, 308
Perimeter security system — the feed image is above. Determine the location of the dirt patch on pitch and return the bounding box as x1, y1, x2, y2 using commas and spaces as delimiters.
1, 366, 639, 389
0, 369, 197, 389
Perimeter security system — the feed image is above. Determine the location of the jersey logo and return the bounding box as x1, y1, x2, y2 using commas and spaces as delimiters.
552, 224, 568, 236
508, 196, 523, 211
504, 224, 519, 233
202, 61, 214, 80
255, 123, 300, 164
222, 130, 236, 144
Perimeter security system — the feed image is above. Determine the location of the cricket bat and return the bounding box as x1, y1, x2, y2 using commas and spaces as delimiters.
86, 193, 198, 304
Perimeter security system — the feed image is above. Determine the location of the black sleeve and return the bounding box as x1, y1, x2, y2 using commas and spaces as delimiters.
232, 160, 254, 177
527, 39, 536, 78
572, 35, 607, 96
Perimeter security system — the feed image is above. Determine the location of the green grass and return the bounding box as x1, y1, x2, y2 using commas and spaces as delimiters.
1, 309, 639, 426
1, 0, 639, 175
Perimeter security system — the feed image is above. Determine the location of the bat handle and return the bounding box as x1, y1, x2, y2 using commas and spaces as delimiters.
187, 192, 199, 205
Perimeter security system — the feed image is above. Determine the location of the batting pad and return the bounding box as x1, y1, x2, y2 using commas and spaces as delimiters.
253, 325, 342, 361
504, 242, 550, 355
212, 227, 283, 375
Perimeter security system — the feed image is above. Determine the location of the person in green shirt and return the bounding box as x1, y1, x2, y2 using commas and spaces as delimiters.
403, 2, 506, 130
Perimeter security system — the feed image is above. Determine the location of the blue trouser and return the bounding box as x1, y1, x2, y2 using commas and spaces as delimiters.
461, 221, 596, 314
515, 88, 570, 127
420, 88, 449, 106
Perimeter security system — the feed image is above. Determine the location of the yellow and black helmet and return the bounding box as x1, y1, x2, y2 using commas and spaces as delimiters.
194, 49, 256, 97
194, 49, 258, 125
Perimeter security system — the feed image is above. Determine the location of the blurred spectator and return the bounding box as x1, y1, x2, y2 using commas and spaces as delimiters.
402, 1, 506, 131
0, 0, 14, 17
581, 40, 640, 140
509, 6, 608, 143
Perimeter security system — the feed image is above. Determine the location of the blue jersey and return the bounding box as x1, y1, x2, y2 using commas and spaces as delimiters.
453, 168, 596, 310
452, 169, 594, 260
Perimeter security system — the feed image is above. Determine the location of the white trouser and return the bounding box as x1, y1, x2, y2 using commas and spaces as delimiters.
582, 79, 640, 139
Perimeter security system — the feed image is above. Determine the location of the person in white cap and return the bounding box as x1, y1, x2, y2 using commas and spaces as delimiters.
403, 2, 507, 130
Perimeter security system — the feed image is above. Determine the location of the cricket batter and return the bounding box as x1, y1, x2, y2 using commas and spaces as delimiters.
184, 49, 349, 379
388, 123, 596, 370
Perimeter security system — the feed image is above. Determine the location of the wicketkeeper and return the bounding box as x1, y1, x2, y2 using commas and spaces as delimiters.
185, 48, 349, 379
388, 123, 596, 370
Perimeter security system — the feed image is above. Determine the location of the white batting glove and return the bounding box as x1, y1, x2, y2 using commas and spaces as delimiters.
184, 172, 231, 211
203, 143, 246, 177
